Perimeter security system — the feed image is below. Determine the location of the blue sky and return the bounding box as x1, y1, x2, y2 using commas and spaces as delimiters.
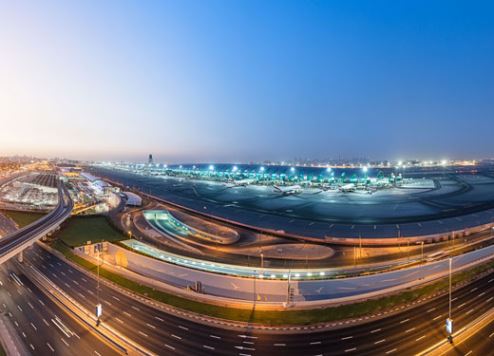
0, 1, 493, 162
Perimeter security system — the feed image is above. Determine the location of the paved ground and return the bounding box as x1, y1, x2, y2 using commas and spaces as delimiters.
94, 167, 494, 239
21, 244, 494, 355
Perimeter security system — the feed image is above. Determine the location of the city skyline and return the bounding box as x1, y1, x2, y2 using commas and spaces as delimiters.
1, 1, 494, 162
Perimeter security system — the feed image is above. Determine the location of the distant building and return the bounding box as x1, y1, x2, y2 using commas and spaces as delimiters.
123, 191, 142, 206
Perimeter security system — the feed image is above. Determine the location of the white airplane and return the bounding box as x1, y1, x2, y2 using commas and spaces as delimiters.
339, 183, 356, 192
274, 185, 303, 195
225, 178, 256, 188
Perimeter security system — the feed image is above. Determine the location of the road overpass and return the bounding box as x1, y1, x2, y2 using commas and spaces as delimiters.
0, 180, 73, 264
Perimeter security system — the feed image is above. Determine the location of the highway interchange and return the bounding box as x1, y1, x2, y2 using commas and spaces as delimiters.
0, 174, 493, 355
9, 243, 494, 355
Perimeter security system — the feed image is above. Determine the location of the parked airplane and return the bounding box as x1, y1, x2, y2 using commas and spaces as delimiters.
338, 183, 356, 192
225, 179, 256, 188
274, 185, 303, 195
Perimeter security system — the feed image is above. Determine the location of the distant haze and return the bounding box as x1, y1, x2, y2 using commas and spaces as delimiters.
1, 1, 493, 163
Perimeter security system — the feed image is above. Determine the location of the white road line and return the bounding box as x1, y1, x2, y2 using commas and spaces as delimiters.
146, 323, 156, 329
432, 315, 442, 321
416, 335, 426, 341
30, 322, 37, 331
310, 341, 322, 345
274, 343, 286, 347
386, 348, 397, 354
138, 331, 148, 337
171, 334, 182, 340
203, 345, 215, 350
154, 316, 164, 322
164, 344, 175, 350
375, 339, 386, 344
210, 335, 221, 339
405, 327, 416, 333
341, 336, 353, 340
345, 348, 357, 353
370, 328, 381, 333
400, 318, 410, 324
178, 325, 189, 331
46, 342, 55, 352
61, 338, 69, 347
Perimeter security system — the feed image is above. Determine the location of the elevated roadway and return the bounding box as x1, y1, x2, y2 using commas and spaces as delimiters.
0, 180, 72, 264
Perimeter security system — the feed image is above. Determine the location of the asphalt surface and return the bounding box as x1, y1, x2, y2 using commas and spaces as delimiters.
444, 318, 494, 356
0, 260, 118, 355
22, 244, 494, 356
94, 167, 494, 239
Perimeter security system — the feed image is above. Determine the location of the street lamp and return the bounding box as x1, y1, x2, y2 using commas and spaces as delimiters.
446, 257, 453, 342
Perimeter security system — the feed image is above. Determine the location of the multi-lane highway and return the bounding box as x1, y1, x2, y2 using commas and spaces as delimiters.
20, 243, 494, 355
0, 260, 118, 355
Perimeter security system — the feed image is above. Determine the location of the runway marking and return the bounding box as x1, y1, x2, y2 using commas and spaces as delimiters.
416, 335, 426, 341
374, 339, 386, 344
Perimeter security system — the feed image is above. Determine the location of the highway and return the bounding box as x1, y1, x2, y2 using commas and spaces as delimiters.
22, 243, 494, 355
444, 318, 494, 355
0, 181, 72, 264
113, 238, 494, 303
0, 260, 118, 355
